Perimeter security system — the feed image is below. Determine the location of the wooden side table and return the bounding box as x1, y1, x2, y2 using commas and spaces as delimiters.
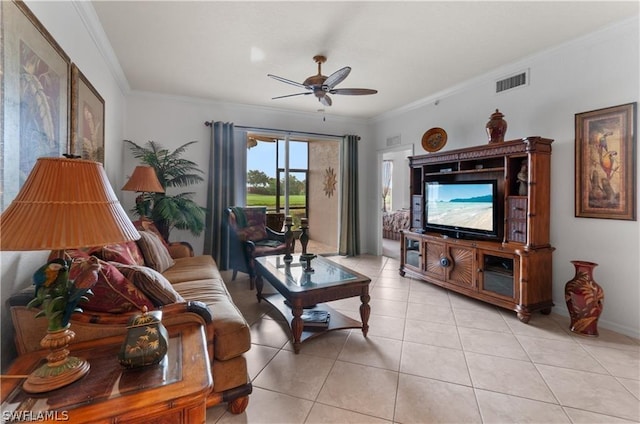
1, 321, 212, 423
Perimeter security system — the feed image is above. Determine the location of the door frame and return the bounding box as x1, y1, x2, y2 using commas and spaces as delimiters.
375, 143, 414, 256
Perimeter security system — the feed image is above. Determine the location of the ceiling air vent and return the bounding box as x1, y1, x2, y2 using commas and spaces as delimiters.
386, 135, 401, 147
496, 70, 528, 93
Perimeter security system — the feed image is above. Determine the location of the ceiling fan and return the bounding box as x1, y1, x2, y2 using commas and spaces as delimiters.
268, 55, 377, 106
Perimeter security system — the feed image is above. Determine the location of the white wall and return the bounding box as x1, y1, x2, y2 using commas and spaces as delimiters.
370, 18, 640, 338
1, 1, 128, 370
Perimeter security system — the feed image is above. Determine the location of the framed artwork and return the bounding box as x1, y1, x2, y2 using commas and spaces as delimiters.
1, 0, 70, 211
70, 64, 105, 163
575, 102, 637, 220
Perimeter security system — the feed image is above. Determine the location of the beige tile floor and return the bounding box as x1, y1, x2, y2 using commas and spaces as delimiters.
207, 255, 640, 424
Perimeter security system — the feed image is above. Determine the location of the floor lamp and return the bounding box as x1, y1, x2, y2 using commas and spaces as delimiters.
0, 157, 140, 393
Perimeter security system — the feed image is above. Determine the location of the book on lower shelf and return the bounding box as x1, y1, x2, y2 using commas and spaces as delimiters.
301, 310, 330, 327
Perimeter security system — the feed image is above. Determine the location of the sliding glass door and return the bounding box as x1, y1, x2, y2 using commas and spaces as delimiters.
247, 134, 340, 254
276, 140, 308, 226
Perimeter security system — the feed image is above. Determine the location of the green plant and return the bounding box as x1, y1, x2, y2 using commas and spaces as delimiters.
124, 140, 206, 241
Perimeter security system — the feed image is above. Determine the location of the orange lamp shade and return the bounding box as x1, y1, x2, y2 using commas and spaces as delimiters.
121, 166, 164, 193
0, 157, 140, 251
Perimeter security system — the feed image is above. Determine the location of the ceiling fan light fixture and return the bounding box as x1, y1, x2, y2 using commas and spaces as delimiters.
268, 55, 377, 106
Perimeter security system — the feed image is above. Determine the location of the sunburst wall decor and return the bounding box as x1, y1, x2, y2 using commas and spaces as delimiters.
323, 167, 337, 197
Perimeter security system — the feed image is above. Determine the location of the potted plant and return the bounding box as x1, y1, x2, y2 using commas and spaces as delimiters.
124, 140, 206, 241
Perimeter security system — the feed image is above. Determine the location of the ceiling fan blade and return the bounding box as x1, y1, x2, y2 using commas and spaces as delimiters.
320, 94, 332, 106
268, 74, 309, 90
324, 66, 351, 89
272, 92, 312, 100
329, 88, 378, 95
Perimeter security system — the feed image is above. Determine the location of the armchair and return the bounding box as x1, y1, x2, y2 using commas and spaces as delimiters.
227, 207, 289, 289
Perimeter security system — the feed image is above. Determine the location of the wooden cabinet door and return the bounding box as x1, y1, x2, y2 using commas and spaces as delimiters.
424, 239, 475, 288
446, 244, 475, 289
423, 239, 446, 280
402, 233, 423, 273
478, 249, 517, 300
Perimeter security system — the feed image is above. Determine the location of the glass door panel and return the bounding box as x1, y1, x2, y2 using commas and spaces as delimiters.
246, 140, 277, 210
277, 170, 307, 226
479, 251, 515, 299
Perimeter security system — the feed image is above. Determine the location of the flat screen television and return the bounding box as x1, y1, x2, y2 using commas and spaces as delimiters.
424, 180, 500, 240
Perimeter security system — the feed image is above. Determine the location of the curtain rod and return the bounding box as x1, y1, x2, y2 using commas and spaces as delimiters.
204, 121, 348, 140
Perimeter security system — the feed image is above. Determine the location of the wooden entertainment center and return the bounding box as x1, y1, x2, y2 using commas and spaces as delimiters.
400, 137, 554, 322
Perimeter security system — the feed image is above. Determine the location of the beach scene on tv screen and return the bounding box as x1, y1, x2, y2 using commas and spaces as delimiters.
427, 183, 493, 231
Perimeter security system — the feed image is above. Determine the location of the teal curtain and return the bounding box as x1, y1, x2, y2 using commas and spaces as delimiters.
339, 135, 360, 256
204, 121, 235, 269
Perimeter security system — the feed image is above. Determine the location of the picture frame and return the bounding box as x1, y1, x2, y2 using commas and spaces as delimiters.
70, 64, 105, 164
1, 0, 71, 211
575, 102, 637, 220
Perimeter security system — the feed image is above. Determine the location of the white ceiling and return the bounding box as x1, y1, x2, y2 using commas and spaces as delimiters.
91, 1, 639, 119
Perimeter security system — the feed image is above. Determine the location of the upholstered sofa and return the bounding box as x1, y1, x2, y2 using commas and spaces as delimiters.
7, 223, 252, 414
382, 209, 410, 240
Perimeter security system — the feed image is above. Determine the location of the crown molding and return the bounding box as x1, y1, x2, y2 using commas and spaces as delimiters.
72, 0, 130, 95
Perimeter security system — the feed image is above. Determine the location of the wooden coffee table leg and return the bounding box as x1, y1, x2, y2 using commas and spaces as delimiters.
291, 302, 304, 354
360, 291, 371, 337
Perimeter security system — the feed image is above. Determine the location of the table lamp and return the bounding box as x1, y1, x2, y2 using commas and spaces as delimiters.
0, 157, 140, 393
121, 165, 164, 218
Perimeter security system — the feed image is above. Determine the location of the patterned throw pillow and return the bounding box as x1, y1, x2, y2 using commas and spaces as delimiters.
237, 224, 268, 242
70, 258, 154, 313
113, 263, 184, 306
244, 207, 267, 227
132, 218, 170, 248
136, 231, 175, 273
100, 241, 145, 266
237, 207, 268, 241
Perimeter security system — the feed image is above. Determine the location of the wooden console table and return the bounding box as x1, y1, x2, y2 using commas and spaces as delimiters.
401, 137, 554, 322
1, 321, 212, 423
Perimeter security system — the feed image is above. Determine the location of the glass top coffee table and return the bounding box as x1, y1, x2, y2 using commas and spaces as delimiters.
255, 254, 371, 353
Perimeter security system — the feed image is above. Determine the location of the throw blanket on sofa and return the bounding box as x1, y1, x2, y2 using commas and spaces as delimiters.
231, 206, 247, 228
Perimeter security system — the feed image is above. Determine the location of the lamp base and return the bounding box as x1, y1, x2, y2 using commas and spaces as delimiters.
22, 326, 90, 393
22, 356, 90, 393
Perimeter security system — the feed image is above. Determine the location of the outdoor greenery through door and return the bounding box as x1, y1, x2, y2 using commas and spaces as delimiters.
246, 138, 308, 226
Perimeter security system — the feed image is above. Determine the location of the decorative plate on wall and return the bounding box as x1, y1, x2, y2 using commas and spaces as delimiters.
421, 127, 447, 152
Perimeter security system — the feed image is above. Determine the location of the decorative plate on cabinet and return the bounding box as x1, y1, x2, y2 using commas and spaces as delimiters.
421, 127, 447, 152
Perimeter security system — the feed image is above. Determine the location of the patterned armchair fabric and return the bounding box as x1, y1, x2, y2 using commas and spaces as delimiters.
382, 209, 410, 240
227, 207, 288, 288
